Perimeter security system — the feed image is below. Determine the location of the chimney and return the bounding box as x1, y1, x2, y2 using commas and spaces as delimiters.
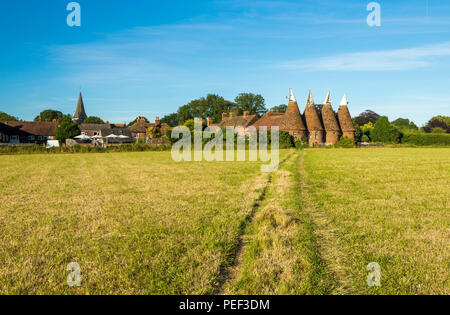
155, 116, 160, 125
222, 113, 228, 121
106, 121, 110, 125
207, 119, 213, 127
243, 111, 249, 118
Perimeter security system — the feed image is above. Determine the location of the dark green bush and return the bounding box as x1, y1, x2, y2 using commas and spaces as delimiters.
294, 140, 307, 150
278, 131, 295, 149
334, 137, 355, 148
401, 133, 450, 146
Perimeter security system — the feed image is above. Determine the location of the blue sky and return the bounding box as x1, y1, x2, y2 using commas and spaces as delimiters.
1, 0, 449, 126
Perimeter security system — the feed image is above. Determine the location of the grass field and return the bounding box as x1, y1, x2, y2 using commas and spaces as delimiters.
0, 148, 448, 294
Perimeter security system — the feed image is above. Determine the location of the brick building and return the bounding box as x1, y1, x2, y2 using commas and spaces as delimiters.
129, 116, 170, 139
223, 89, 355, 146
0, 121, 59, 145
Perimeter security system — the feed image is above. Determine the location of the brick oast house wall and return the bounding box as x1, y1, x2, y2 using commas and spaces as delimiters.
278, 89, 307, 139
337, 94, 356, 141
321, 92, 342, 145
221, 89, 356, 146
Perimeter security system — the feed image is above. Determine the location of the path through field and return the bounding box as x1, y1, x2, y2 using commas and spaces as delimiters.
221, 148, 449, 295
0, 148, 448, 294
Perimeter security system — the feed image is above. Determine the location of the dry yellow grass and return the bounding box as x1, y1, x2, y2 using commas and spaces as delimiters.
223, 152, 334, 295
301, 148, 450, 295
0, 151, 290, 294
0, 148, 448, 295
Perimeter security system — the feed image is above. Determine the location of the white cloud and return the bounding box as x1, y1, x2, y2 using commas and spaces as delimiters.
278, 42, 450, 71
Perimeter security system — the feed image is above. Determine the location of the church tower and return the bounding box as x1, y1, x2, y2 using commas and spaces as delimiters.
337, 94, 356, 140
73, 92, 87, 124
279, 89, 307, 140
321, 92, 341, 145
304, 91, 324, 145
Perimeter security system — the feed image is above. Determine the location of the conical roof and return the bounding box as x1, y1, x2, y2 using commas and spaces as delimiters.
304, 91, 324, 131
324, 92, 332, 106
307, 90, 314, 106
340, 93, 348, 106
74, 92, 87, 123
280, 89, 306, 132
321, 92, 340, 131
337, 94, 355, 132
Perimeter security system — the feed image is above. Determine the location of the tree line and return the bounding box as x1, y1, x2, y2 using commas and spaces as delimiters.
353, 110, 450, 144
161, 93, 288, 127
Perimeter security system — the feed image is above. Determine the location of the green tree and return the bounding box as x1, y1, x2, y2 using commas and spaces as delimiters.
371, 117, 401, 143
34, 110, 63, 122
177, 94, 236, 125
362, 122, 375, 139
354, 110, 381, 126
83, 116, 105, 124
183, 119, 195, 133
160, 113, 179, 127
431, 127, 447, 134
353, 120, 362, 142
234, 93, 267, 116
424, 116, 450, 133
55, 115, 80, 143
270, 104, 287, 113
392, 118, 419, 131
0, 112, 18, 122
206, 94, 236, 123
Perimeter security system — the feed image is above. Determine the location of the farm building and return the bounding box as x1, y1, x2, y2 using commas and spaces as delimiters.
245, 89, 355, 145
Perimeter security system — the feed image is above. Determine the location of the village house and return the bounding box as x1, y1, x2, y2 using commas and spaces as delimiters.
217, 111, 259, 129
129, 116, 170, 140
0, 121, 59, 145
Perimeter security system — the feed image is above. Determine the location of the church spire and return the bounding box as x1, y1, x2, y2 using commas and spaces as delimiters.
73, 92, 87, 124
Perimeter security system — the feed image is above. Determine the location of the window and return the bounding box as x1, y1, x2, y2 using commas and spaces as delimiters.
38, 136, 44, 140
11, 135, 19, 141
28, 136, 35, 141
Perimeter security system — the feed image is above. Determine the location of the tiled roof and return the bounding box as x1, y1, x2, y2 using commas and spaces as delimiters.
0, 122, 29, 136
321, 105, 340, 131
129, 121, 154, 133
80, 124, 111, 131
1, 121, 59, 136
251, 112, 285, 130
337, 106, 355, 132
219, 115, 259, 128
279, 99, 306, 132
100, 128, 132, 137
304, 104, 324, 131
